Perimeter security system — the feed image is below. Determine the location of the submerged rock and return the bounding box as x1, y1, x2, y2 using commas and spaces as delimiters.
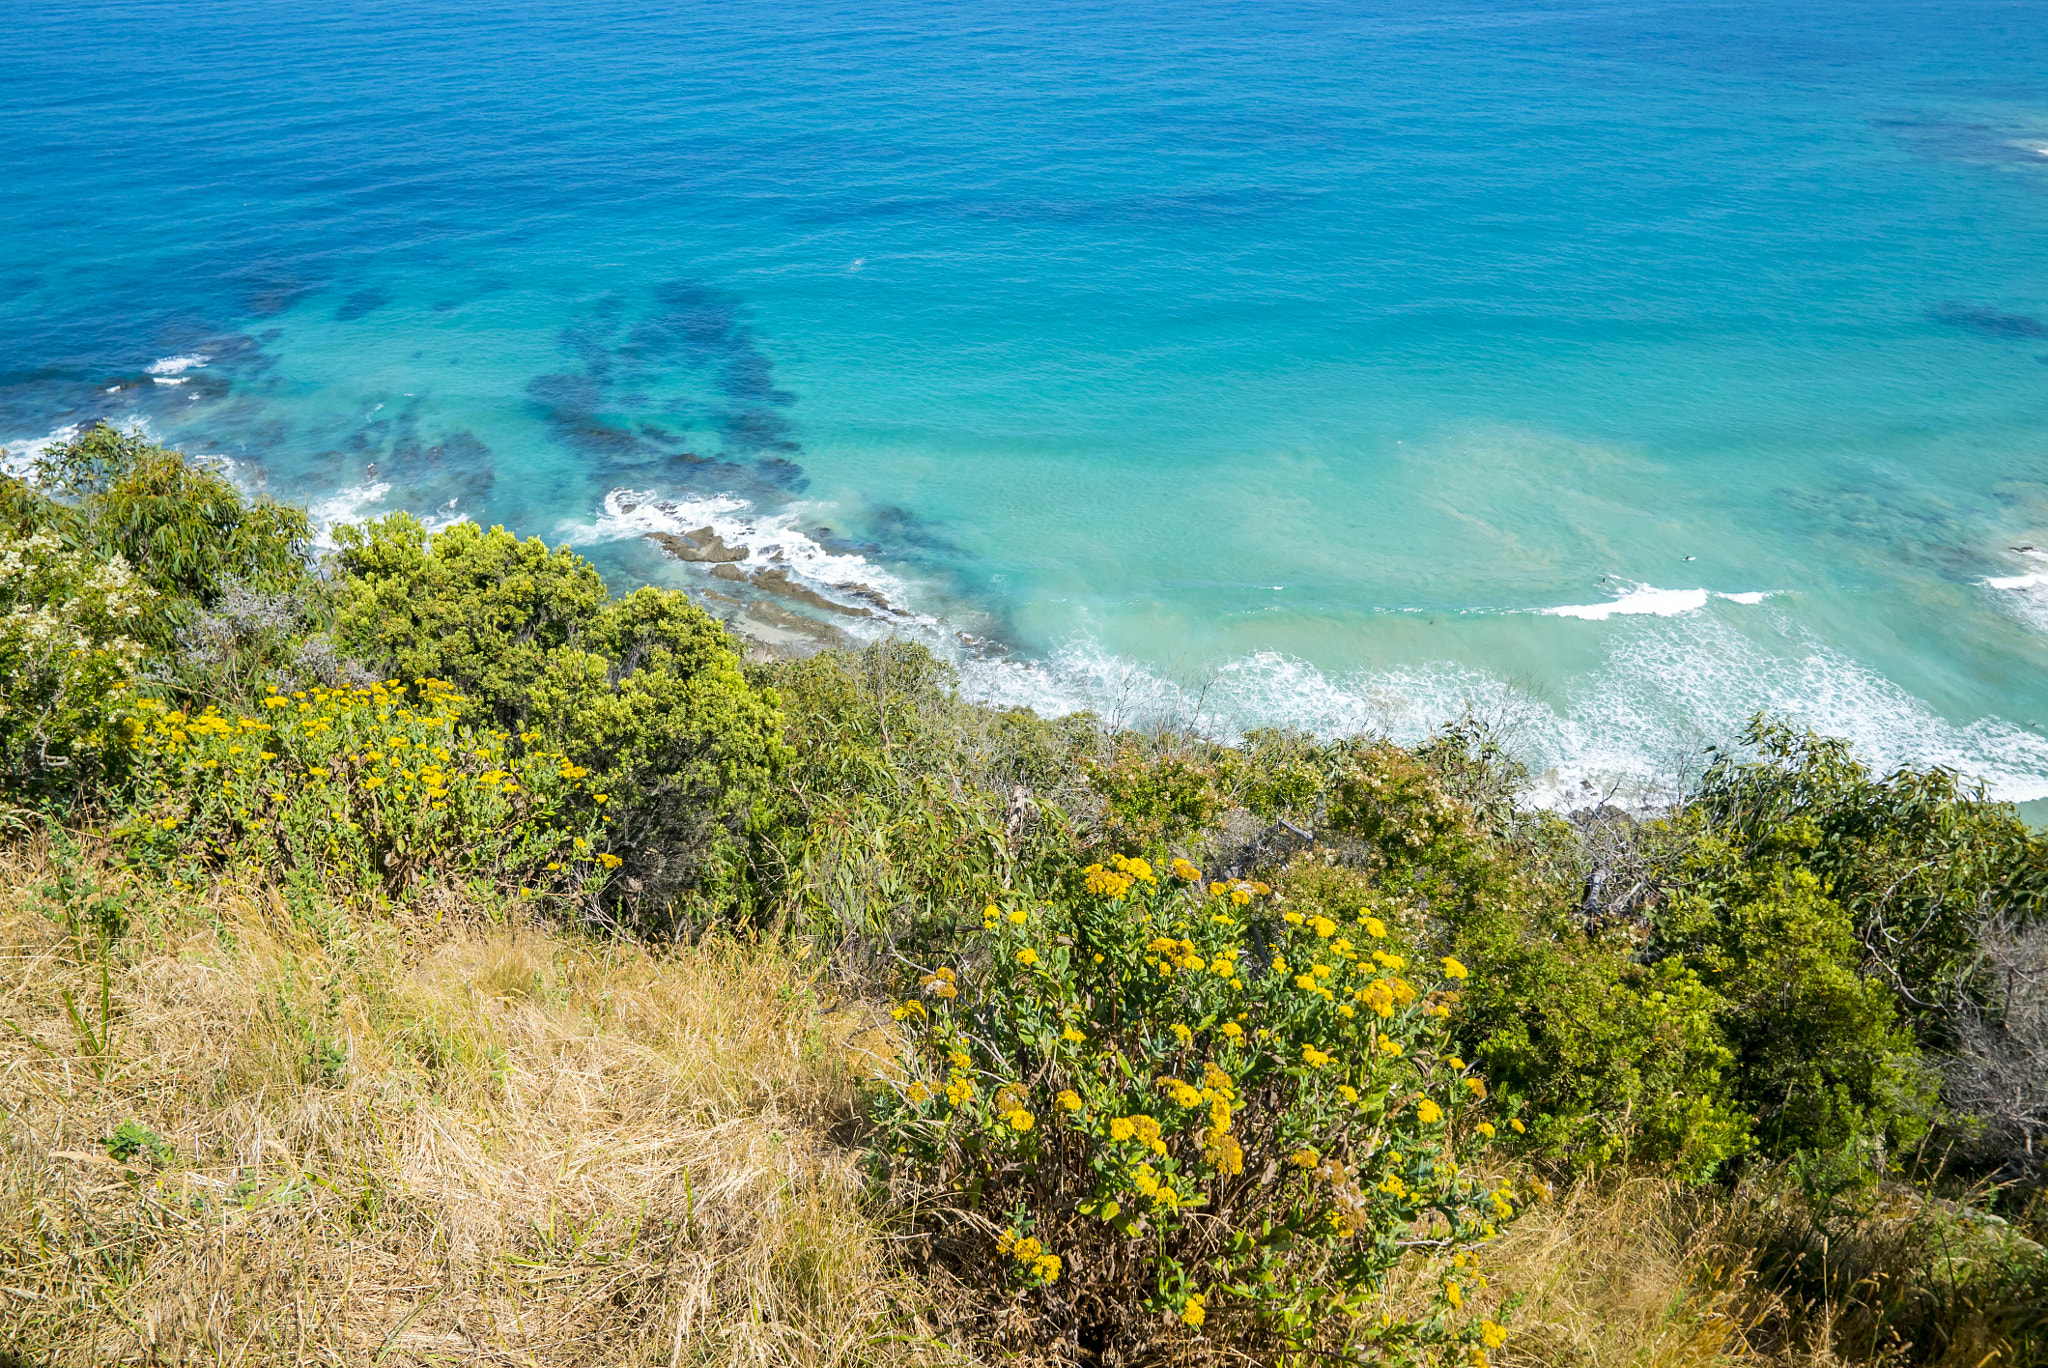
645, 527, 749, 563
749, 566, 871, 618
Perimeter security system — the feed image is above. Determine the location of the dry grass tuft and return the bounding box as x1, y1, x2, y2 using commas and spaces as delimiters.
1469, 1173, 2041, 1368
1480, 1176, 1817, 1368
0, 834, 958, 1367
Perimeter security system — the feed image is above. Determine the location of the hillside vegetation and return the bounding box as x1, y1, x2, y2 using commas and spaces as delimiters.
1, 424, 2044, 1367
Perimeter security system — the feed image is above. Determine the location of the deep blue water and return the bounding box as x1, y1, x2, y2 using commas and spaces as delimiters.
5, 0, 2048, 805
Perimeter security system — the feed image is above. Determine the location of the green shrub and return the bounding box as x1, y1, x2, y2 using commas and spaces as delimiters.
118, 678, 609, 907
1687, 720, 2048, 1021
1277, 858, 1751, 1183
531, 588, 790, 927
331, 516, 607, 728
1324, 741, 1486, 879
0, 528, 155, 801
1234, 728, 1329, 825
1083, 744, 1225, 854
765, 640, 1089, 946
331, 517, 789, 927
1656, 840, 1937, 1160
35, 423, 310, 641
870, 853, 1523, 1363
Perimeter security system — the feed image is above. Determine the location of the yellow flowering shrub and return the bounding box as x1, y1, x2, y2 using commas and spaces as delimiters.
119, 678, 609, 903
0, 529, 155, 799
870, 853, 1520, 1361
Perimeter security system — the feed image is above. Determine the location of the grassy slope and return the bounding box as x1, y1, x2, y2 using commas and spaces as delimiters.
0, 833, 951, 1367
1, 831, 1963, 1368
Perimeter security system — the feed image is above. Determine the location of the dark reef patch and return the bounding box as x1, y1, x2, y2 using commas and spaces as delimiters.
528, 372, 605, 416
237, 271, 320, 319
524, 279, 810, 495
1930, 302, 2048, 340
336, 288, 391, 322
860, 503, 964, 564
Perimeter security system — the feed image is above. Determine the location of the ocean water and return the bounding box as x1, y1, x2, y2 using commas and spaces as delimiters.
5, 0, 2047, 807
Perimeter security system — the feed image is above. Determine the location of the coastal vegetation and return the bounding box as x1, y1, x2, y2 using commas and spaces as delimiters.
1, 425, 2044, 1366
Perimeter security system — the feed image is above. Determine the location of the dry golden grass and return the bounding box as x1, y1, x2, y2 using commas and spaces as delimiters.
0, 834, 960, 1367
1360, 1173, 1962, 1368
1478, 1176, 1836, 1368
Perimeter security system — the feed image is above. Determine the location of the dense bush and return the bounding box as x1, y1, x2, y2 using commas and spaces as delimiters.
331, 515, 608, 726
0, 527, 154, 800
33, 423, 312, 644
872, 853, 1523, 1363
760, 640, 1092, 947
332, 515, 790, 928
2, 424, 314, 802
117, 678, 611, 909
1684, 721, 2048, 1022
1656, 838, 1937, 1161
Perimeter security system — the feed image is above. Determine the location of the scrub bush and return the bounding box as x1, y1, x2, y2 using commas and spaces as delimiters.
118, 677, 610, 906
764, 639, 1091, 947
1655, 840, 1937, 1161
331, 516, 790, 927
34, 423, 311, 641
1685, 721, 2048, 1020
1084, 743, 1225, 853
331, 515, 607, 727
871, 854, 1523, 1364
0, 528, 154, 801
1276, 854, 1752, 1183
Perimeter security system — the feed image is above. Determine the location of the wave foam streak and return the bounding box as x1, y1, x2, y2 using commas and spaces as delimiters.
959, 614, 2048, 808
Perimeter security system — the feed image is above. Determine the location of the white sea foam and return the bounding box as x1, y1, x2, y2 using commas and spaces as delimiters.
0, 424, 81, 480
1541, 583, 1774, 620
565, 488, 933, 626
145, 354, 209, 377
152, 377, 187, 386
306, 481, 394, 547
956, 613, 2048, 808
1545, 585, 1708, 619
1982, 550, 2048, 637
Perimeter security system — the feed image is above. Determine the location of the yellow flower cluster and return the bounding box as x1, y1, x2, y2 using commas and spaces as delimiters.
920, 965, 960, 999
1209, 877, 1271, 907
1108, 1113, 1167, 1155
873, 848, 1517, 1361
996, 1229, 1062, 1284
1085, 853, 1157, 899
1130, 1162, 1181, 1209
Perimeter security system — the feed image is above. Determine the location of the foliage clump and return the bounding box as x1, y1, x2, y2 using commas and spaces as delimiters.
331, 515, 790, 927
0, 528, 155, 798
118, 678, 611, 907
872, 853, 1522, 1363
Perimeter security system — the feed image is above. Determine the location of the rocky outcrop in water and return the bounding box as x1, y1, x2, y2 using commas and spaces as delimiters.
647, 527, 750, 563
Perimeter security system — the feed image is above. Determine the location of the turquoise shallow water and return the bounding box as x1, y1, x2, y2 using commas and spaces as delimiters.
5, 0, 2048, 803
